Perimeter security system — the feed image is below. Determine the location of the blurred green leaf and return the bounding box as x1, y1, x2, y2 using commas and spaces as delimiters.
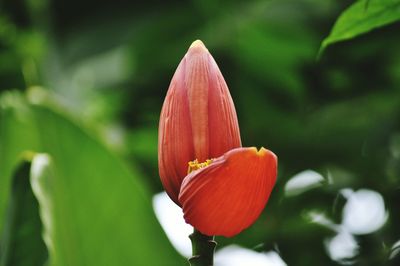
0, 161, 48, 266
0, 91, 40, 233
320, 0, 400, 55
0, 93, 183, 266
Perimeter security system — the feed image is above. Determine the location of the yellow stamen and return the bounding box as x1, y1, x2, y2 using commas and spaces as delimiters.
187, 158, 213, 174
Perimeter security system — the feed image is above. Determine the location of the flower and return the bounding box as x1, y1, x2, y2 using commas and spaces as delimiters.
158, 40, 277, 237
158, 40, 241, 205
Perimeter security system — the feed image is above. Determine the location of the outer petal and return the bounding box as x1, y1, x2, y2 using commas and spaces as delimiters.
185, 40, 241, 161
185, 42, 210, 162
158, 59, 194, 205
178, 147, 277, 237
207, 51, 241, 158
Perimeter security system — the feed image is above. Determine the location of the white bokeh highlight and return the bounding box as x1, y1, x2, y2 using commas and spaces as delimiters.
324, 230, 358, 262
307, 211, 339, 231
309, 188, 388, 263
389, 239, 400, 260
152, 192, 193, 257
341, 189, 388, 235
215, 245, 286, 266
284, 170, 325, 197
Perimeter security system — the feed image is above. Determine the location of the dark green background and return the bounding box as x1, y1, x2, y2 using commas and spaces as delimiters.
1, 0, 400, 265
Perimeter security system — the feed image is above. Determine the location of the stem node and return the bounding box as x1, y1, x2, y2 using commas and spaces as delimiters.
188, 229, 216, 266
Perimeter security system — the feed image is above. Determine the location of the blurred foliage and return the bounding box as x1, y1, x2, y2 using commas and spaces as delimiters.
0, 92, 183, 265
0, 0, 400, 265
0, 161, 47, 266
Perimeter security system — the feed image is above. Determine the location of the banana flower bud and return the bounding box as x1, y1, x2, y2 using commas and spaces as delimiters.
158, 40, 241, 204
158, 40, 277, 237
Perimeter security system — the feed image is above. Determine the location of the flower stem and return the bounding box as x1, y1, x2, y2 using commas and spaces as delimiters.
188, 229, 217, 266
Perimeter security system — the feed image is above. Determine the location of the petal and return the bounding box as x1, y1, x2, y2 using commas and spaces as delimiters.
207, 53, 241, 158
185, 41, 210, 162
158, 59, 194, 205
179, 147, 277, 237
185, 40, 241, 161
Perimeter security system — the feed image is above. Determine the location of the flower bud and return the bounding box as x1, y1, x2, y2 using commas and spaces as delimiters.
158, 40, 241, 205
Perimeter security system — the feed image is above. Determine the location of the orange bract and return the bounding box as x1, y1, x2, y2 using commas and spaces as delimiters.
179, 147, 277, 237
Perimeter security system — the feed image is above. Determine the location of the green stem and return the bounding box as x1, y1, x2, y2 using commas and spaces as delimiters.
188, 229, 217, 266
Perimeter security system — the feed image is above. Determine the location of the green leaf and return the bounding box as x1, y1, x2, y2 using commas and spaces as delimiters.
0, 91, 40, 233
319, 0, 400, 55
0, 161, 48, 266
0, 93, 184, 266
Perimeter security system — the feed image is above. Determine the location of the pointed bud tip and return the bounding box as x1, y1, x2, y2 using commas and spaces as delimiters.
188, 40, 208, 53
